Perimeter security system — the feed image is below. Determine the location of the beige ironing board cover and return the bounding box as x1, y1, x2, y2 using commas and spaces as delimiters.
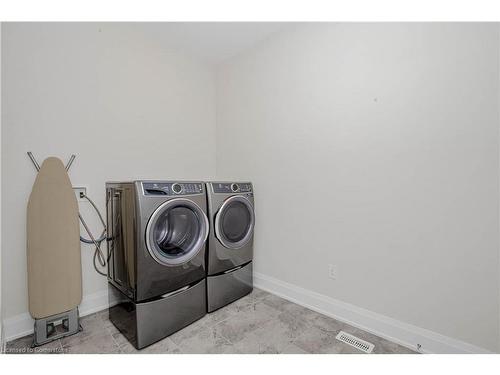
27, 157, 82, 319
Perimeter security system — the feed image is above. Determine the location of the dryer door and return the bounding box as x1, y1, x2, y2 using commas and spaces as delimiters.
215, 195, 255, 250
146, 198, 209, 266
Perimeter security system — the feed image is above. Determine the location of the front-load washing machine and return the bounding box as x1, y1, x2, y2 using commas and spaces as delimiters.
106, 181, 209, 349
206, 182, 255, 312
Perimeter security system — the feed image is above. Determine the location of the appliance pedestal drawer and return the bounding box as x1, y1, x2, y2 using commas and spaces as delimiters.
108, 279, 206, 349
207, 261, 253, 312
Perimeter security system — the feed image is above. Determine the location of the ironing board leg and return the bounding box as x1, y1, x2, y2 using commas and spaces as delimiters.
33, 307, 80, 347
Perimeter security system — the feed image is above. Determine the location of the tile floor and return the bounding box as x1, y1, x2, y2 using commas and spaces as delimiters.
5, 288, 416, 354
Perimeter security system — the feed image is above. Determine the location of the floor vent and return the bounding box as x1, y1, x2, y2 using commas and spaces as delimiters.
335, 331, 374, 353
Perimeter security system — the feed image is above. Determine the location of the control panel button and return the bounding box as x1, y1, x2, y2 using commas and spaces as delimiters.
231, 183, 239, 192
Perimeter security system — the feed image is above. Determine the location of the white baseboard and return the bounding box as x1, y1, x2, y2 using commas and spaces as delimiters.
253, 272, 493, 354
3, 289, 110, 343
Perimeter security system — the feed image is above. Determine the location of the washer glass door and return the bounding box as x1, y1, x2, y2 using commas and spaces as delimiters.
146, 198, 209, 266
215, 196, 255, 249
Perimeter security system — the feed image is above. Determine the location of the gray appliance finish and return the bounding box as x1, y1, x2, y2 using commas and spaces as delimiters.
106, 181, 209, 349
206, 182, 255, 312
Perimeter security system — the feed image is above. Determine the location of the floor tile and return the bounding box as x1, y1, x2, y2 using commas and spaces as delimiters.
261, 293, 317, 321
119, 337, 182, 354
61, 313, 105, 348
306, 311, 346, 335
213, 301, 280, 344
231, 318, 296, 354
200, 306, 234, 328
5, 288, 416, 354
280, 342, 309, 354
169, 316, 210, 345
246, 288, 271, 303
176, 327, 238, 354
62, 330, 119, 354
274, 310, 312, 341
293, 325, 345, 354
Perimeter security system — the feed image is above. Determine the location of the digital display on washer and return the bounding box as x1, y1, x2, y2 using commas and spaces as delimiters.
142, 182, 203, 196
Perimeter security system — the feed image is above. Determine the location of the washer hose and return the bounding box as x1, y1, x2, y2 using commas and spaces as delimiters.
79, 194, 107, 276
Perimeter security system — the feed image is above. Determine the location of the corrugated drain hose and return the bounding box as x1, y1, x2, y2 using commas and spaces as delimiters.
79, 194, 107, 276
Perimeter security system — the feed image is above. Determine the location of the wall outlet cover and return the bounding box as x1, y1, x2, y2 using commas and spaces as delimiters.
73, 187, 87, 202
328, 264, 337, 280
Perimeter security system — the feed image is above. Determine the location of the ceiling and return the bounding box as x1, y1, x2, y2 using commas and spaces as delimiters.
135, 22, 287, 65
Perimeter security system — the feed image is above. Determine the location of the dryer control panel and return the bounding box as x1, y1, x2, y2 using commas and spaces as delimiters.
142, 182, 204, 196
212, 182, 252, 194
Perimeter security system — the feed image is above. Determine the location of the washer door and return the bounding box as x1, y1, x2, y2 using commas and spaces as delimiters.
215, 195, 255, 249
146, 198, 209, 266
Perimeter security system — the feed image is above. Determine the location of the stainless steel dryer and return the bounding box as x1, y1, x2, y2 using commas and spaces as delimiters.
206, 182, 255, 312
106, 181, 209, 349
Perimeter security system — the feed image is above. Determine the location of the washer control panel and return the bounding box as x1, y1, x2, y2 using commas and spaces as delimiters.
212, 182, 252, 194
142, 182, 204, 196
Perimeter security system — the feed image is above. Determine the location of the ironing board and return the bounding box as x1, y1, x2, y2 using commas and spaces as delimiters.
27, 157, 82, 320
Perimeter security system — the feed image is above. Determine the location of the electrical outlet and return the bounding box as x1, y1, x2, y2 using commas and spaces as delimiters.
73, 187, 87, 202
328, 264, 337, 280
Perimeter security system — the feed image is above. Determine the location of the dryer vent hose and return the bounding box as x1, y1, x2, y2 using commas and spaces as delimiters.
79, 194, 108, 276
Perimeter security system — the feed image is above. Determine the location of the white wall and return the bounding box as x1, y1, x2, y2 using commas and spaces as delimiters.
1, 23, 216, 324
216, 23, 500, 352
